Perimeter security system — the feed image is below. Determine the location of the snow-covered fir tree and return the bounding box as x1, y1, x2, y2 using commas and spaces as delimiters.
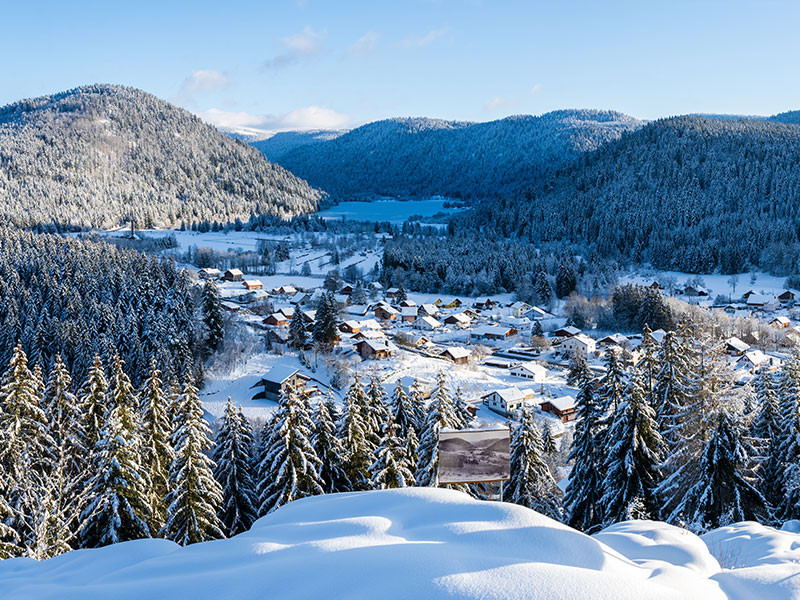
508, 408, 563, 519
365, 374, 390, 449
213, 398, 259, 537
597, 347, 626, 417
600, 370, 664, 523
370, 413, 415, 489
202, 279, 225, 352
542, 422, 557, 456
0, 344, 56, 550
139, 358, 174, 533
79, 401, 151, 548
564, 372, 606, 532
566, 350, 591, 387
408, 378, 427, 432
453, 386, 473, 428
415, 372, 460, 487
338, 375, 373, 491
312, 396, 351, 493
671, 410, 767, 532
162, 378, 224, 544
750, 370, 783, 514
390, 379, 418, 438
312, 291, 339, 353
78, 355, 110, 450
288, 307, 307, 351
257, 383, 324, 514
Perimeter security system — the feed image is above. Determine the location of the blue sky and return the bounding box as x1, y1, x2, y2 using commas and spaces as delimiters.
2, 0, 800, 132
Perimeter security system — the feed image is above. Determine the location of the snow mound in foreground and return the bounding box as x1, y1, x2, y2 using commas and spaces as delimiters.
0, 488, 798, 600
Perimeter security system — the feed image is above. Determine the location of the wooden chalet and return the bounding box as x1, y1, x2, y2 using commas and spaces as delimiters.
222, 268, 243, 282
540, 396, 577, 422
251, 364, 311, 402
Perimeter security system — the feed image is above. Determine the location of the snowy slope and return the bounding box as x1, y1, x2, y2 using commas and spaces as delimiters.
1, 488, 798, 599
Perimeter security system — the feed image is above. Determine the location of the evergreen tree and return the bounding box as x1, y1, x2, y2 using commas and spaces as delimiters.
312, 397, 351, 493
390, 379, 418, 437
79, 404, 151, 547
415, 372, 459, 487
0, 344, 56, 550
637, 324, 659, 397
597, 347, 626, 417
371, 413, 415, 489
750, 370, 783, 513
365, 375, 390, 450
257, 383, 324, 514
202, 279, 225, 352
566, 350, 591, 387
312, 291, 339, 353
601, 371, 664, 524
213, 398, 259, 537
288, 307, 307, 350
532, 263, 552, 305
162, 378, 224, 544
78, 355, 109, 450
555, 256, 576, 299
408, 378, 427, 432
139, 359, 175, 533
453, 386, 473, 428
564, 372, 606, 532
671, 410, 767, 531
338, 375, 373, 491
508, 408, 563, 519
542, 422, 557, 456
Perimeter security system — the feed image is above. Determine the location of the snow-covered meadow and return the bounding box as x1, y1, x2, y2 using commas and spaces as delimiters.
1, 488, 797, 600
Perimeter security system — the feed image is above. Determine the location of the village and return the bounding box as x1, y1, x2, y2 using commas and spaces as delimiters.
193, 262, 800, 447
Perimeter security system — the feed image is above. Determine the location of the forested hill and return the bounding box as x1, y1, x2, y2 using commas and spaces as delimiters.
0, 84, 324, 228
252, 129, 347, 161
259, 110, 643, 200
473, 115, 800, 274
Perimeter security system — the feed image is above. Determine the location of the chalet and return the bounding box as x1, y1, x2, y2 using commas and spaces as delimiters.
400, 307, 418, 323
334, 294, 350, 308
268, 329, 289, 347
725, 336, 750, 356
385, 287, 401, 299
264, 313, 289, 327
272, 285, 298, 296
742, 290, 757, 300
540, 396, 577, 423
374, 303, 399, 321
346, 304, 370, 317
723, 304, 738, 314
646, 328, 667, 344
500, 316, 532, 333
680, 285, 709, 297
553, 325, 581, 338
415, 315, 442, 331
356, 339, 397, 360
482, 388, 532, 418
252, 364, 310, 402
778, 290, 796, 304
279, 307, 295, 319
352, 329, 386, 341
222, 268, 243, 282
473, 298, 496, 310
472, 325, 518, 340
737, 350, 783, 372
444, 312, 471, 328
771, 316, 791, 329
358, 318, 383, 331
509, 362, 547, 382
397, 332, 431, 348
370, 282, 384, 292
647, 281, 661, 289
300, 310, 316, 324
558, 334, 596, 357
418, 304, 440, 317
220, 301, 241, 312
339, 284, 354, 295
598, 333, 630, 347
440, 298, 463, 309
291, 292, 312, 306
526, 306, 556, 321
440, 346, 472, 364
198, 267, 221, 280
399, 299, 417, 308
242, 279, 263, 290
339, 320, 362, 334
510, 301, 533, 318
746, 293, 776, 312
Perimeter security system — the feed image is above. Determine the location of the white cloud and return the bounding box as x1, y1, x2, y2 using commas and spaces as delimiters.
174, 70, 230, 106
400, 27, 449, 48
196, 106, 351, 134
530, 83, 543, 96
484, 97, 516, 112
347, 31, 378, 57
263, 26, 326, 70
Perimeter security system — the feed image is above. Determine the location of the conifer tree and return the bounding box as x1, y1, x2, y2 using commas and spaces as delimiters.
79, 404, 151, 547
751, 370, 783, 513
566, 350, 591, 387
408, 378, 427, 432
312, 398, 351, 493
257, 383, 324, 514
365, 375, 390, 449
555, 255, 576, 299
637, 324, 659, 396
564, 372, 606, 532
162, 378, 224, 544
338, 375, 373, 491
508, 408, 562, 519
601, 371, 664, 524
213, 399, 259, 536
542, 422, 557, 456
288, 307, 307, 350
371, 413, 415, 489
415, 372, 459, 487
597, 347, 626, 417
78, 355, 109, 450
453, 386, 473, 428
139, 359, 175, 533
0, 344, 56, 549
312, 291, 339, 353
202, 279, 225, 352
671, 410, 767, 531
390, 379, 417, 437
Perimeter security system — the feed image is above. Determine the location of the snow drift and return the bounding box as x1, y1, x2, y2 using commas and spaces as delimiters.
0, 488, 798, 599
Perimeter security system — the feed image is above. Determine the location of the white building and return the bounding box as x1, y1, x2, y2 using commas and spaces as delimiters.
558, 334, 596, 357
509, 362, 547, 382
509, 301, 532, 318
482, 388, 532, 418
414, 315, 442, 331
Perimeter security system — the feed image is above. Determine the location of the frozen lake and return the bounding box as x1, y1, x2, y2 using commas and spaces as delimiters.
316, 198, 462, 224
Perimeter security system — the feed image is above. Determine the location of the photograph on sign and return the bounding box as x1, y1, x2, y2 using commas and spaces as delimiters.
438, 428, 510, 484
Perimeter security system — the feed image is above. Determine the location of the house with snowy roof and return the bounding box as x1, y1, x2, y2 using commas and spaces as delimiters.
252, 364, 311, 402
725, 337, 750, 356
415, 315, 442, 331
509, 362, 547, 382
440, 346, 471, 364
355, 339, 397, 360
444, 312, 471, 328
482, 387, 532, 418
540, 396, 577, 422
557, 334, 596, 358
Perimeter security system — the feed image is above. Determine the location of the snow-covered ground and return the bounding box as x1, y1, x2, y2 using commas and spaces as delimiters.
1, 488, 797, 600
316, 198, 463, 224
621, 269, 794, 300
